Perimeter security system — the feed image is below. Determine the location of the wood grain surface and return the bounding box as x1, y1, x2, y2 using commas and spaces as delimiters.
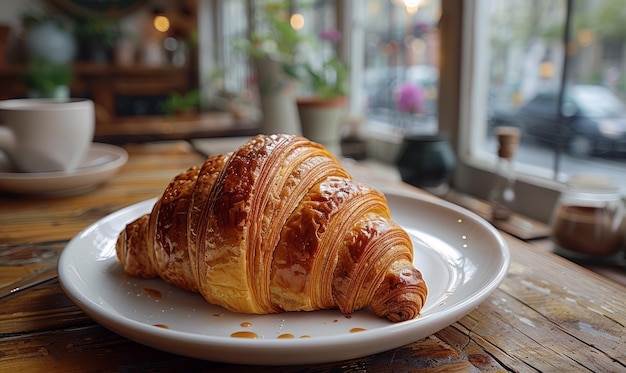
1, 141, 624, 372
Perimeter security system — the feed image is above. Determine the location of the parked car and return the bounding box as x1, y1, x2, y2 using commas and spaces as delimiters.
491, 85, 626, 157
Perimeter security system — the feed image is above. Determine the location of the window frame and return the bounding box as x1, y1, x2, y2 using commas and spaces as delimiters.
453, 0, 563, 223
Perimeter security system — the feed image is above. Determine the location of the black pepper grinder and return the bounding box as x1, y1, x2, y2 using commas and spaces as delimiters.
489, 126, 520, 220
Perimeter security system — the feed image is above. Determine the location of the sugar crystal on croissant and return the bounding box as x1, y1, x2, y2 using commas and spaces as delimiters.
116, 134, 427, 322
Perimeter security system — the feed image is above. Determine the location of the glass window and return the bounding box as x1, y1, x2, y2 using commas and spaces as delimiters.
206, 0, 624, 222
459, 0, 626, 220
211, 0, 442, 134
219, 0, 248, 93
213, 0, 338, 106
359, 0, 441, 134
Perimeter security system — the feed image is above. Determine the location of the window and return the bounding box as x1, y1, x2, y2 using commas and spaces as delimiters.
359, 1, 440, 130
458, 0, 626, 222
202, 0, 625, 223
204, 0, 342, 111
350, 1, 442, 162
205, 0, 442, 140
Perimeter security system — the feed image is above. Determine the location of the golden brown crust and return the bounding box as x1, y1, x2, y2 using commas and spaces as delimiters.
116, 214, 156, 278
153, 165, 201, 292
116, 134, 428, 322
187, 153, 229, 290
370, 259, 427, 322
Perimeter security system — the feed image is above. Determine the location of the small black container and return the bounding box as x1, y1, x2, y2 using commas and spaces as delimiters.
396, 134, 457, 195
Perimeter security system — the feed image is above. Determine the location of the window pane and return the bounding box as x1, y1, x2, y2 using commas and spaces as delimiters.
216, 0, 443, 141
295, 0, 335, 34
295, 0, 338, 97
485, 0, 626, 193
221, 0, 248, 93
217, 0, 337, 108
361, 0, 441, 135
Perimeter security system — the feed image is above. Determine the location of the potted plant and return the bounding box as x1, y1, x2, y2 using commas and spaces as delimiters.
23, 59, 73, 99
235, 0, 305, 80
295, 28, 349, 156
234, 0, 307, 135
74, 18, 122, 63
20, 7, 76, 64
160, 90, 200, 117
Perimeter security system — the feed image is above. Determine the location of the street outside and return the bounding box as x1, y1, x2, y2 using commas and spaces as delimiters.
486, 135, 626, 193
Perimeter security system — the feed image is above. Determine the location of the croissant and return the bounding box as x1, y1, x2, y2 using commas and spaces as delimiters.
116, 134, 427, 322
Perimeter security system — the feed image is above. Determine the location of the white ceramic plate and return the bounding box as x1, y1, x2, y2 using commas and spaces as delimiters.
0, 143, 128, 197
58, 191, 509, 365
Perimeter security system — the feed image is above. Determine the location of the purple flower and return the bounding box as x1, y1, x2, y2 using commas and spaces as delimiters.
415, 22, 430, 35
396, 82, 425, 114
319, 28, 341, 43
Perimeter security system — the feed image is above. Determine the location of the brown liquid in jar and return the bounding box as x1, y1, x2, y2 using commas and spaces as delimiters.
552, 205, 625, 256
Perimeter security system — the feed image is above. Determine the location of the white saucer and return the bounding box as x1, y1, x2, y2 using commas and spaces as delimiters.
0, 143, 128, 197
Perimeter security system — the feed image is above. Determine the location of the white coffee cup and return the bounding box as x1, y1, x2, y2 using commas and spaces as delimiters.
0, 98, 95, 173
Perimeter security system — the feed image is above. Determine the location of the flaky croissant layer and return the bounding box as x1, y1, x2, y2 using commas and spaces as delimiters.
116, 134, 427, 322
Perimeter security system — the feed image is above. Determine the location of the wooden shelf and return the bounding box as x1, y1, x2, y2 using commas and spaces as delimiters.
0, 63, 196, 123
93, 112, 259, 144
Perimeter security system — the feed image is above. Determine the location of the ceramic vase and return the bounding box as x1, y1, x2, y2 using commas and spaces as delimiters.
297, 96, 348, 157
254, 57, 301, 135
396, 134, 457, 196
26, 22, 76, 64
114, 40, 136, 66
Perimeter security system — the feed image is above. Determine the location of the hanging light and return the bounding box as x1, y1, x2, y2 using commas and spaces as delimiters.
154, 15, 170, 32
151, 5, 170, 33
403, 0, 421, 14
392, 0, 425, 14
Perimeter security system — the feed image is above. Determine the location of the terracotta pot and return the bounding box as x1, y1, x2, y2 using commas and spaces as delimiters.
297, 96, 347, 156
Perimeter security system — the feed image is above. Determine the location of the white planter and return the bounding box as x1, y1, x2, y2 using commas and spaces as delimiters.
254, 58, 301, 135
26, 22, 76, 64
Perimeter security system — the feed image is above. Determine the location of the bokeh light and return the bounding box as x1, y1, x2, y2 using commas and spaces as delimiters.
154, 15, 170, 32
290, 13, 304, 30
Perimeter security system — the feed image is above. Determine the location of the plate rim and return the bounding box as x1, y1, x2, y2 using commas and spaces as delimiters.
58, 191, 510, 365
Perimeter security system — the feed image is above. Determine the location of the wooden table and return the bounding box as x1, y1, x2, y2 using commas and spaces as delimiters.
1, 140, 624, 372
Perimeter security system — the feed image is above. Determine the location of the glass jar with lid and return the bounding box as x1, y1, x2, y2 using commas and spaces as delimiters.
550, 175, 625, 257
